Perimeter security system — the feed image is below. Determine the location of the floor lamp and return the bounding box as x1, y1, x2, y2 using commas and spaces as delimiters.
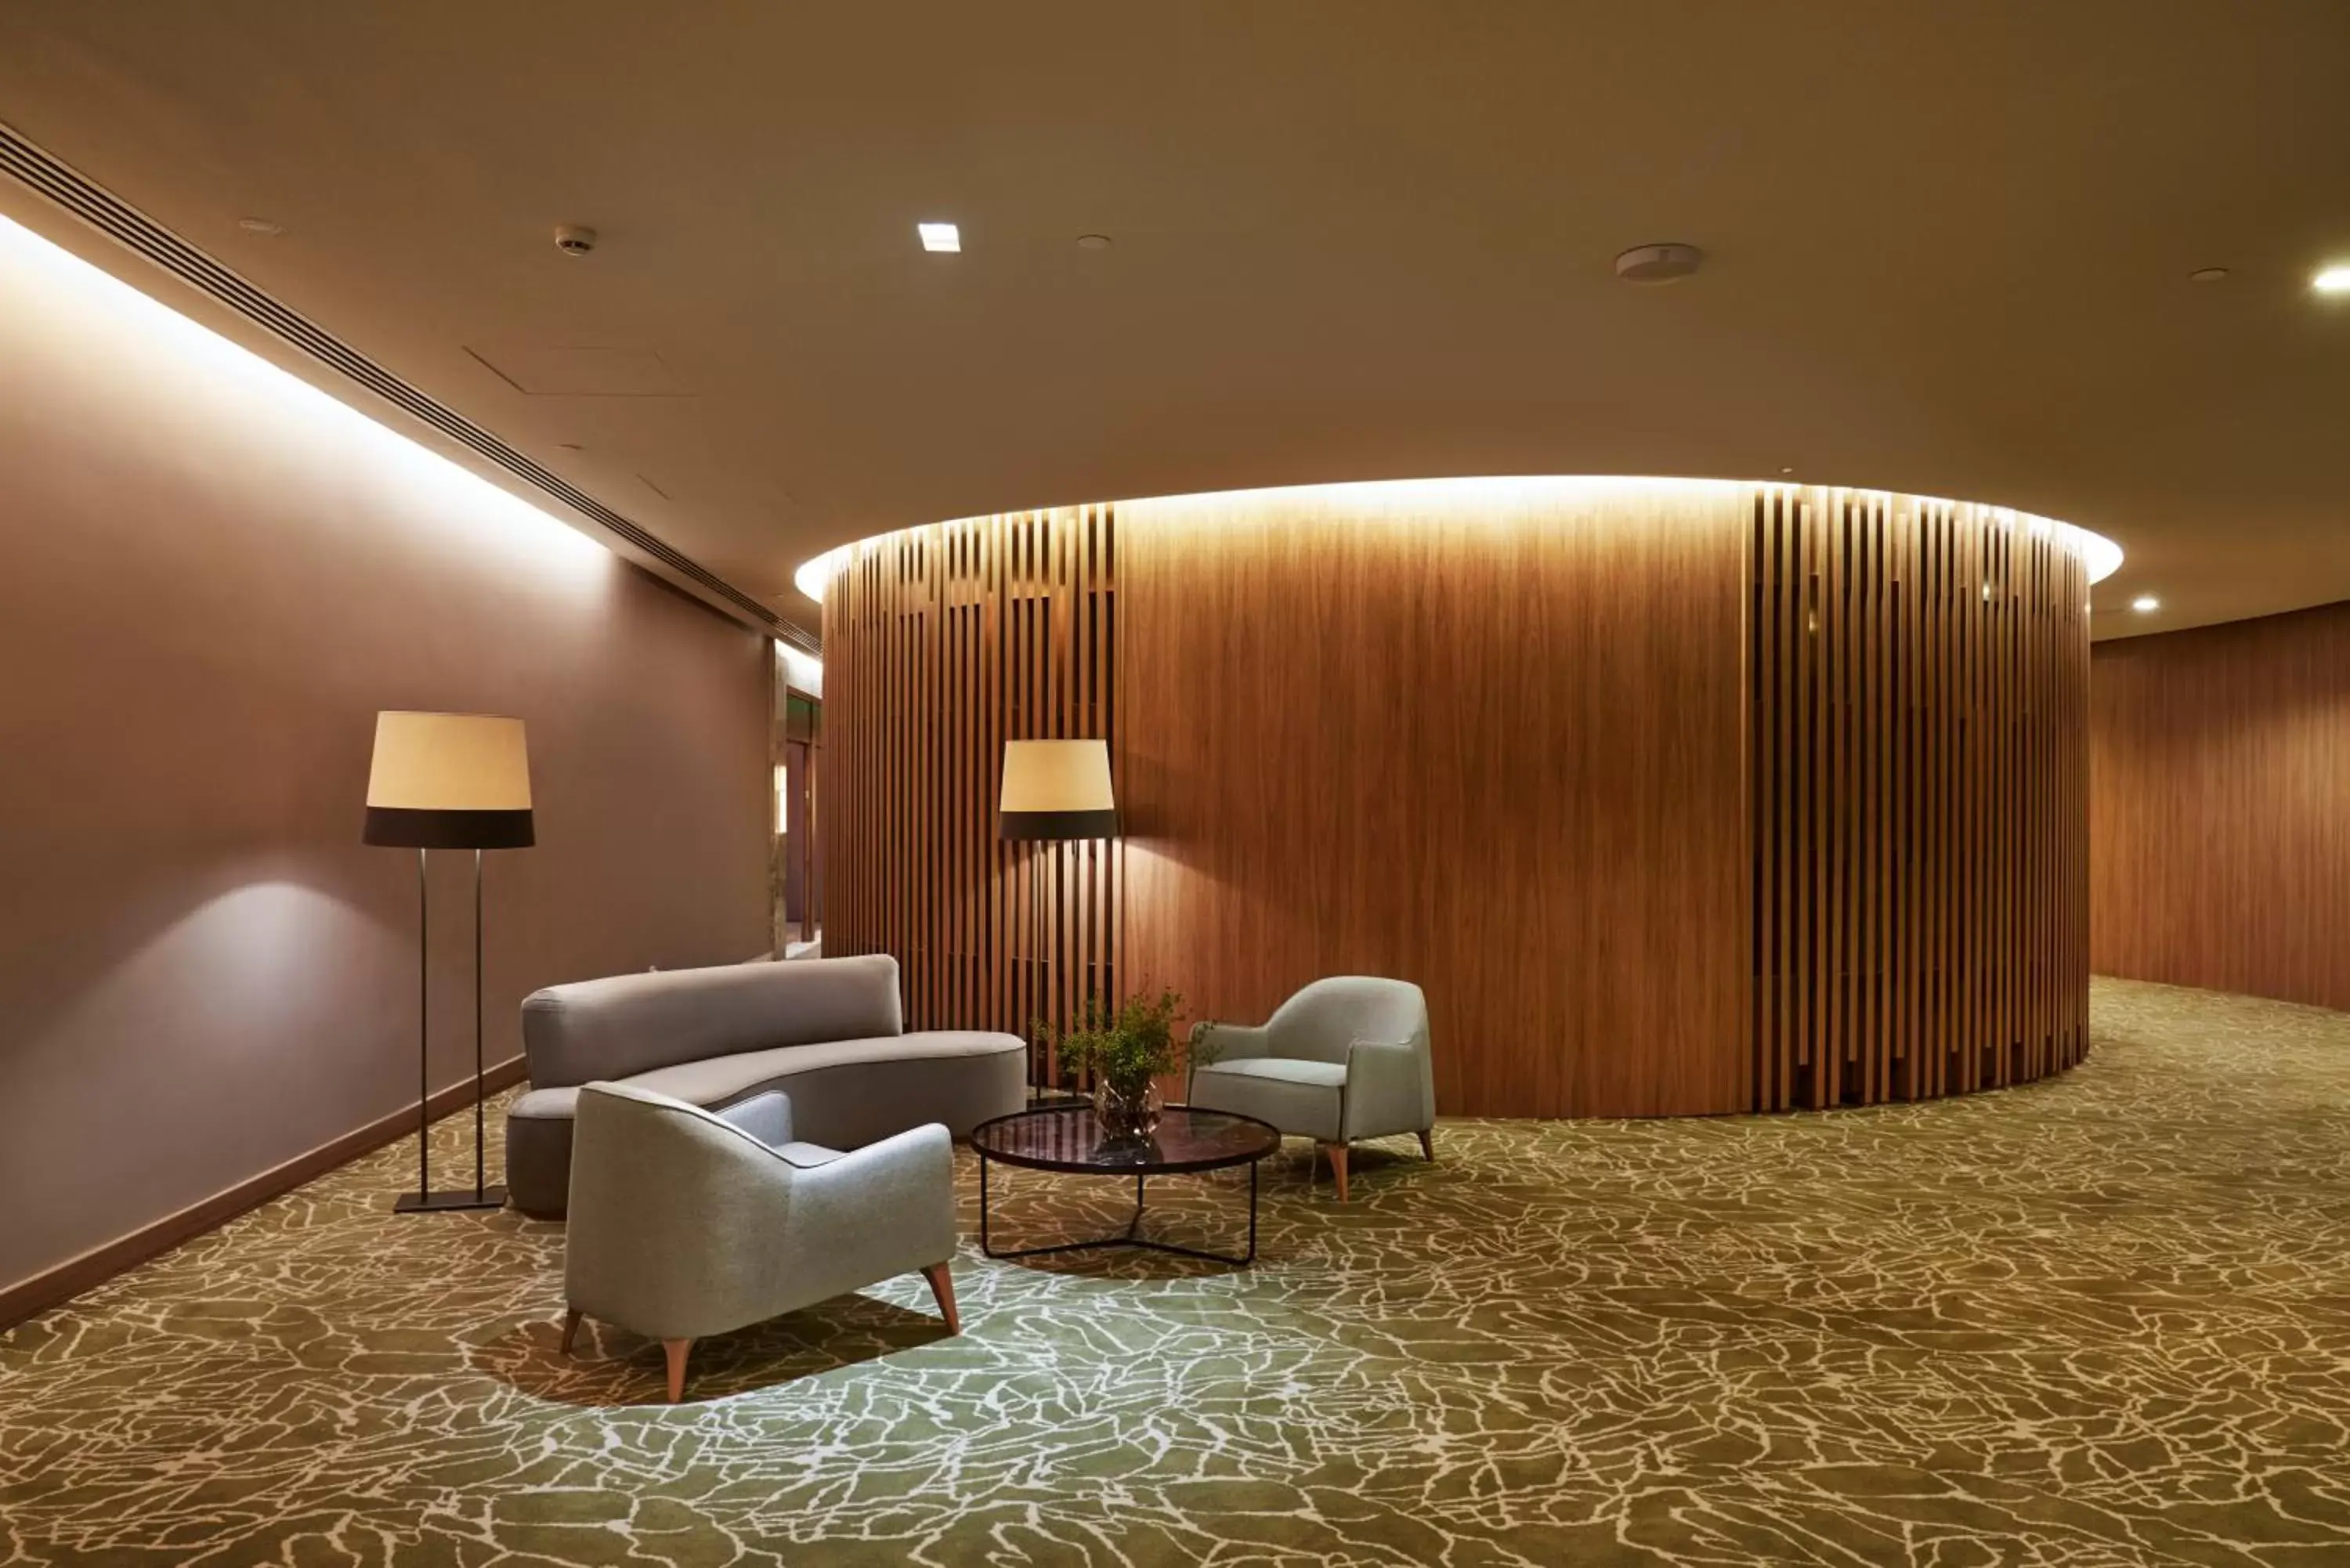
363, 710, 534, 1214
999, 739, 1118, 1103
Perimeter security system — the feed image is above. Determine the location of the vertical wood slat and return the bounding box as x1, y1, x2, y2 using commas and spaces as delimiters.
1748, 489, 2092, 1110
819, 508, 1120, 1056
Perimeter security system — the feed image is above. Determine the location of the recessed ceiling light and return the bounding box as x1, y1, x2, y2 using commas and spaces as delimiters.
2188, 266, 2229, 284
2131, 594, 2160, 612
1778, 465, 1795, 475
1076, 233, 1112, 251
237, 217, 284, 236
917, 222, 961, 253
2313, 264, 2350, 295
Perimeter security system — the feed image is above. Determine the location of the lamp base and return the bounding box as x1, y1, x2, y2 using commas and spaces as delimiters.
393, 1185, 508, 1214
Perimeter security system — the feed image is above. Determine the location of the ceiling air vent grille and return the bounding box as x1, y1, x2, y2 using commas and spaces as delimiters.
0, 121, 815, 652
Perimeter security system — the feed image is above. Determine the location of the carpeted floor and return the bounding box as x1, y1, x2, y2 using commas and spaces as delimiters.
3, 977, 2347, 1566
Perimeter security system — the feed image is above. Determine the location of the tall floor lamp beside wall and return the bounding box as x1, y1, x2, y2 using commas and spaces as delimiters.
999, 739, 1119, 1101
363, 710, 534, 1214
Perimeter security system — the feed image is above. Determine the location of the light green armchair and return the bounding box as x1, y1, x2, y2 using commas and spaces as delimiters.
1186, 977, 1435, 1199
560, 1081, 960, 1401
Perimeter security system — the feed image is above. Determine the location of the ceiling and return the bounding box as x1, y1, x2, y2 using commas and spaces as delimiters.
0, 1, 2344, 641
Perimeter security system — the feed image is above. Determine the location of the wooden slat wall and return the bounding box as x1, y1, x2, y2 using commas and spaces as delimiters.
2090, 600, 2350, 1011
1749, 488, 2091, 1108
1117, 480, 1753, 1118
820, 507, 1122, 1070
819, 479, 2095, 1118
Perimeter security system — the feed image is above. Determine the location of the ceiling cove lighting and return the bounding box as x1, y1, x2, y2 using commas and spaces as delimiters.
2131, 594, 2161, 612
776, 641, 823, 696
917, 222, 961, 253
0, 214, 605, 580
794, 545, 850, 603
797, 479, 2124, 598
2312, 264, 2350, 295
2075, 531, 2125, 586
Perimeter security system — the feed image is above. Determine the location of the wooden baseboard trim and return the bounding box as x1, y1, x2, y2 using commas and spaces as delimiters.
0, 1056, 529, 1333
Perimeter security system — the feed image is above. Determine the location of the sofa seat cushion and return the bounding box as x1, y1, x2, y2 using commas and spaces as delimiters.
1190, 1056, 1347, 1141
624, 1030, 1021, 1107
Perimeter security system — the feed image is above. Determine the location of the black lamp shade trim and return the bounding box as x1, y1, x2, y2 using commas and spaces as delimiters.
999, 808, 1119, 842
363, 807, 536, 849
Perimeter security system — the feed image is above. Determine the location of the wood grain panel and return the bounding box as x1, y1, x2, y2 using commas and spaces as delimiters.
1749, 491, 2092, 1107
821, 508, 1122, 1077
1117, 479, 1752, 1117
819, 478, 2095, 1118
2091, 600, 2350, 1010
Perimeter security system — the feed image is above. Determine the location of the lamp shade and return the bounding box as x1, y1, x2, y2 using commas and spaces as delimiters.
999, 739, 1117, 840
363, 711, 535, 848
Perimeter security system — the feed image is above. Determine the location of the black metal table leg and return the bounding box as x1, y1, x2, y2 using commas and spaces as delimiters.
977, 1154, 1260, 1266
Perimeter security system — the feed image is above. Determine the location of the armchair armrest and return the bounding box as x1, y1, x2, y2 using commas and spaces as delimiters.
779, 1124, 958, 1305
1342, 1036, 1435, 1142
714, 1090, 794, 1150
1188, 1021, 1271, 1096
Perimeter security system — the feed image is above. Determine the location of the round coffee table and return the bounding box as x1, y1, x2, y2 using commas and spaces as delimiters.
969, 1104, 1282, 1266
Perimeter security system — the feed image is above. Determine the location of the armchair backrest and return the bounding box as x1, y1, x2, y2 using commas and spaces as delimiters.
566, 1082, 798, 1329
1268, 976, 1429, 1064
522, 952, 903, 1089
570, 1082, 790, 1200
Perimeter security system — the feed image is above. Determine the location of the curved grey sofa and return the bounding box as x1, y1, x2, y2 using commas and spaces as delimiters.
506, 952, 1024, 1218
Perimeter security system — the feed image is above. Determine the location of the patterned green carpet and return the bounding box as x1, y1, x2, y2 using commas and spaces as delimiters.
3, 978, 2347, 1566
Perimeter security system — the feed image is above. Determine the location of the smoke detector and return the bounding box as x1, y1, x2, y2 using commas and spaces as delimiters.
553, 224, 598, 257
1614, 243, 1704, 284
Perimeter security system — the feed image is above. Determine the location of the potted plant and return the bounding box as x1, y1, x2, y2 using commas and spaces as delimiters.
1041, 988, 1220, 1140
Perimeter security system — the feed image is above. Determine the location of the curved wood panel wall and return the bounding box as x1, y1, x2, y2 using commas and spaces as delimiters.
821, 479, 2094, 1117
1749, 490, 2091, 1111
2091, 601, 2350, 1012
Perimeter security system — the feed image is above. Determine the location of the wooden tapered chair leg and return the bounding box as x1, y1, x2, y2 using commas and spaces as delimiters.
1320, 1142, 1350, 1201
559, 1308, 582, 1356
662, 1338, 693, 1404
920, 1262, 960, 1335
1417, 1129, 1435, 1162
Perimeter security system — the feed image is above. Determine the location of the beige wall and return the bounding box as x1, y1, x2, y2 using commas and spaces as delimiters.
0, 215, 769, 1299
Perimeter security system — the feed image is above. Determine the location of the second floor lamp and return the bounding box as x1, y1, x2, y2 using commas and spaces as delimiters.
999, 739, 1117, 1101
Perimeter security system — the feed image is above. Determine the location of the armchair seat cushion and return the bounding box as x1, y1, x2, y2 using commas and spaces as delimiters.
1198, 1057, 1348, 1088
1190, 1057, 1347, 1140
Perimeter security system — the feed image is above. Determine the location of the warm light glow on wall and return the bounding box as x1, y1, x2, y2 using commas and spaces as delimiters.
0, 212, 608, 581
793, 547, 851, 605
774, 764, 790, 836
796, 476, 2124, 593
776, 641, 824, 695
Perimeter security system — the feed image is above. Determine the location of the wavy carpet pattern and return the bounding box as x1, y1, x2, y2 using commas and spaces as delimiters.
3, 977, 2348, 1566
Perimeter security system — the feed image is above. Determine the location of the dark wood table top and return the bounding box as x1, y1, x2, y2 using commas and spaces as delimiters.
970, 1104, 1282, 1174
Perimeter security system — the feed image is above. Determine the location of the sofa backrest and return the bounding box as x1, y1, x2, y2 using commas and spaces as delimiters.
521, 953, 903, 1089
